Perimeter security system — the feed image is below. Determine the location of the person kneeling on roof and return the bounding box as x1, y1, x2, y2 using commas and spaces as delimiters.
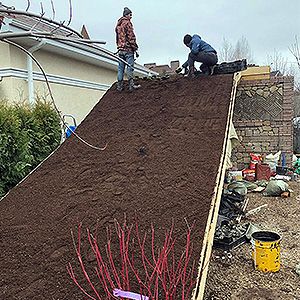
176, 34, 218, 76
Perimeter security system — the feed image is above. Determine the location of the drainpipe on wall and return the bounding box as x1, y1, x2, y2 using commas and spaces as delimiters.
27, 39, 47, 105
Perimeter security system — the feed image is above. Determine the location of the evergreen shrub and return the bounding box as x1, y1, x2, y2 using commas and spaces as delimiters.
0, 100, 61, 197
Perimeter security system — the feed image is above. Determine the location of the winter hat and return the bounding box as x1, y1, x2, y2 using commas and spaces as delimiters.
183, 34, 192, 45
123, 7, 132, 16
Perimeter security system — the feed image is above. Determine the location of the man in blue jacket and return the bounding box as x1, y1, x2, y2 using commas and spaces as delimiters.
177, 34, 218, 76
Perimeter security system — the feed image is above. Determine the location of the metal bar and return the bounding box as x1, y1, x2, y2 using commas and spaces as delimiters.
0, 31, 106, 44
0, 7, 82, 37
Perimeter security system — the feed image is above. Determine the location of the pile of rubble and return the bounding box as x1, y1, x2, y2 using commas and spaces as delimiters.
214, 151, 298, 250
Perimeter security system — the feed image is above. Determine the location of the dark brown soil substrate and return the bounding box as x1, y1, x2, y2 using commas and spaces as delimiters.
0, 75, 233, 299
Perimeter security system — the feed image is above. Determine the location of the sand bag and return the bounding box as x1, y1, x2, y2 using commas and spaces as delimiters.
262, 180, 288, 196
227, 181, 247, 196
264, 151, 281, 175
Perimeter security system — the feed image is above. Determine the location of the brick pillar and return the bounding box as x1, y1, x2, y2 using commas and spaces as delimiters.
170, 60, 180, 71
282, 76, 294, 165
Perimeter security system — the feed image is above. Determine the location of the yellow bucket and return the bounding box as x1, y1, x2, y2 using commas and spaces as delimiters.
251, 231, 281, 272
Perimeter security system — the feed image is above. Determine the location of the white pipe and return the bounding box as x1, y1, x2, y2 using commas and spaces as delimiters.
27, 39, 47, 105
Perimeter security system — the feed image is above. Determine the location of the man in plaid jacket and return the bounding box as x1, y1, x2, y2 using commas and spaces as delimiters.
115, 7, 140, 92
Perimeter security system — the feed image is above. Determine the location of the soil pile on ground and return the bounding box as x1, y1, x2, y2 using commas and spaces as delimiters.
0, 75, 233, 299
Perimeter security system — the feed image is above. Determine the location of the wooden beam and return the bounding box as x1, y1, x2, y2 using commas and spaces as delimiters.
191, 72, 242, 300
241, 66, 271, 81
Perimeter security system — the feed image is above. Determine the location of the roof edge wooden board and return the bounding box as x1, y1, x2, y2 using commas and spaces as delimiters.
192, 72, 242, 300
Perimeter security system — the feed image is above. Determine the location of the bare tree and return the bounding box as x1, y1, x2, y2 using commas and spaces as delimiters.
289, 35, 300, 70
266, 49, 289, 74
265, 47, 300, 91
233, 36, 253, 63
218, 36, 253, 63
219, 37, 234, 62
289, 36, 300, 92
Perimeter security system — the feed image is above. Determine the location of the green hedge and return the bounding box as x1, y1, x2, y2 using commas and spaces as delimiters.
0, 100, 61, 198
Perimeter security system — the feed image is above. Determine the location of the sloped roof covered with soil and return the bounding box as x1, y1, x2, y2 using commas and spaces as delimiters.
0, 75, 234, 299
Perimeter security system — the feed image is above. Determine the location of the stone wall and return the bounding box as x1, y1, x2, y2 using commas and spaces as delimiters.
232, 76, 294, 169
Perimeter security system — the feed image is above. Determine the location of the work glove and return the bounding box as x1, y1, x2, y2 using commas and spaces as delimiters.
135, 51, 139, 58
175, 66, 183, 74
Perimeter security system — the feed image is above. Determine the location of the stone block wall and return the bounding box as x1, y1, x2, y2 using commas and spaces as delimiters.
232, 76, 294, 169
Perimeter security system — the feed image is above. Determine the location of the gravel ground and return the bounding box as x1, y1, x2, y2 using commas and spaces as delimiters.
204, 180, 300, 300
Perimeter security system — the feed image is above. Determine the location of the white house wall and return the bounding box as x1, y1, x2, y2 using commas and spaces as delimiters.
0, 42, 117, 124
0, 42, 11, 67
34, 50, 116, 86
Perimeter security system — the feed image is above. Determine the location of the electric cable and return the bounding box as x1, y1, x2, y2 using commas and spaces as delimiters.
3, 38, 107, 151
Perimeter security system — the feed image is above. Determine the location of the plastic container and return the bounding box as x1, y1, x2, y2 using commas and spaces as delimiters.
255, 163, 271, 181
251, 231, 281, 272
228, 170, 243, 182
242, 169, 256, 182
276, 166, 292, 175
249, 153, 262, 170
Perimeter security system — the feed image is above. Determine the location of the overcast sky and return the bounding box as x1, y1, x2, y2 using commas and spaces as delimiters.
3, 0, 300, 70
